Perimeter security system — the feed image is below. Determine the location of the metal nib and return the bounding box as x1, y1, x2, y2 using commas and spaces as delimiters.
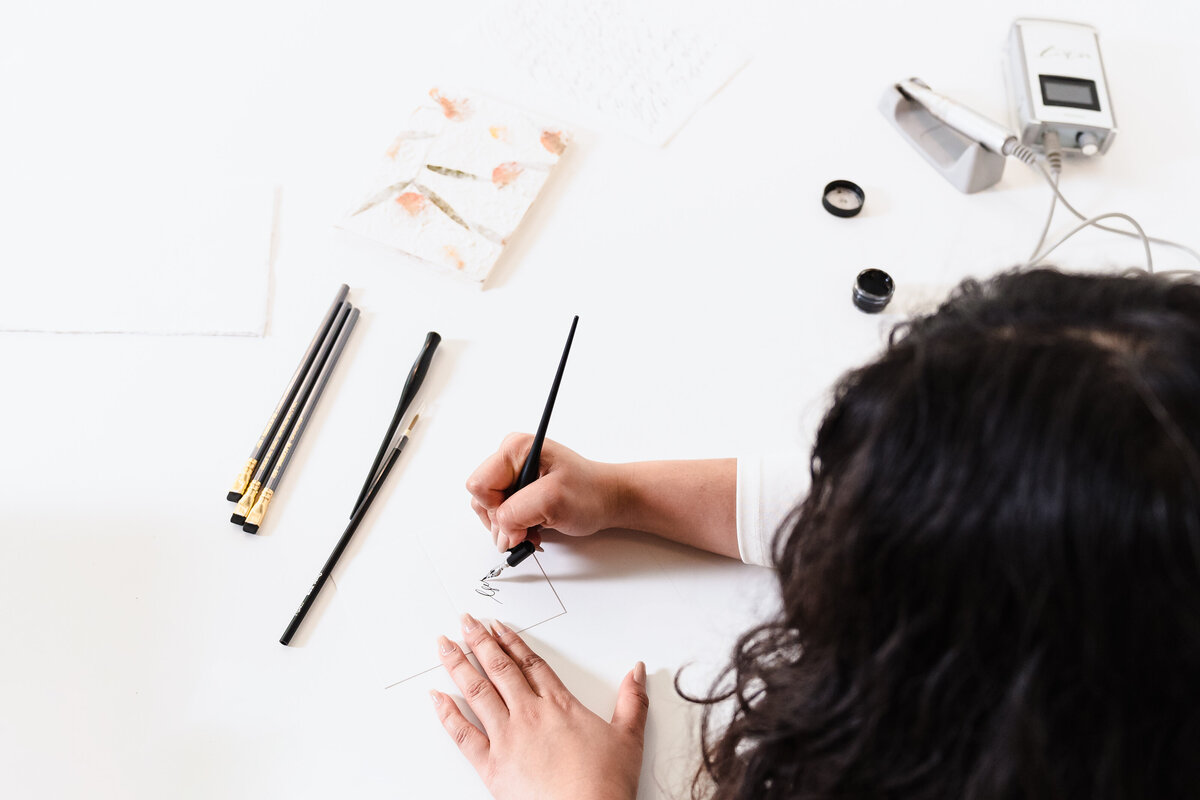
481, 563, 506, 581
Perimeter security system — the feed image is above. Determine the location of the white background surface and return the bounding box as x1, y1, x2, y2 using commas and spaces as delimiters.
2, 1, 1198, 798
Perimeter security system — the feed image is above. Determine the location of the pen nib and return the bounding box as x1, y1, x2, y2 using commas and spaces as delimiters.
481, 563, 505, 581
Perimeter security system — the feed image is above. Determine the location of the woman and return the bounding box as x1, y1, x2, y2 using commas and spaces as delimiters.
430, 269, 1200, 799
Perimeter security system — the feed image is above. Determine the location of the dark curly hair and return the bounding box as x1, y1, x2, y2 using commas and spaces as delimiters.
690, 268, 1200, 799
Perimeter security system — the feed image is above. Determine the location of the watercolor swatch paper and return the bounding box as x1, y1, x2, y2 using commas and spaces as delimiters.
339, 88, 568, 284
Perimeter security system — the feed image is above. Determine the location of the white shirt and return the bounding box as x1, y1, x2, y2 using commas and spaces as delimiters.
735, 452, 811, 567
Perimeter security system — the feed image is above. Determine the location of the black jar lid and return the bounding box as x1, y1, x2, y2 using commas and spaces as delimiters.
822, 180, 865, 217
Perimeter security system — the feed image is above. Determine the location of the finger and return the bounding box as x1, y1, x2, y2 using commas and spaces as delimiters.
490, 620, 569, 699
470, 498, 494, 537
465, 433, 534, 510
611, 662, 649, 744
494, 474, 566, 544
431, 690, 490, 770
495, 526, 543, 554
460, 614, 534, 707
437, 635, 509, 731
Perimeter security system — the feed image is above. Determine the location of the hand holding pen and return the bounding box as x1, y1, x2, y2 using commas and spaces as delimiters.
474, 316, 578, 579
466, 435, 618, 551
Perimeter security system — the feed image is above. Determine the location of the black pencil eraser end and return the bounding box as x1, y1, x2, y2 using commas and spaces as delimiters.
242, 523, 259, 534
226, 491, 242, 502
230, 514, 246, 525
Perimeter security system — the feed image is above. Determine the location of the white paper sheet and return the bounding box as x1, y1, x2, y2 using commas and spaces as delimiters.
0, 4, 275, 336
482, 0, 748, 145
334, 403, 567, 687
0, 176, 276, 335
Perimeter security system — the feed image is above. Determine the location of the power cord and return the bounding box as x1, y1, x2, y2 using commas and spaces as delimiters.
1022, 141, 1200, 272
1027, 130, 1062, 261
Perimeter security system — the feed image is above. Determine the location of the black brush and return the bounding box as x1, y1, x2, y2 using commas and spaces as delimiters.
349, 331, 440, 518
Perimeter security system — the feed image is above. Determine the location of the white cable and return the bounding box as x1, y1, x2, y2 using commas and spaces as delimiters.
1028, 212, 1153, 270
1028, 164, 1059, 261
1030, 161, 1200, 268
1028, 132, 1063, 261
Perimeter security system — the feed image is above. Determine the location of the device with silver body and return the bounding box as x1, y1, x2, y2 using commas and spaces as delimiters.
1006, 18, 1116, 156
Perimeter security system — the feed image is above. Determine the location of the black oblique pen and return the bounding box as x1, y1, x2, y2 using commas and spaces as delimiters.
482, 315, 578, 580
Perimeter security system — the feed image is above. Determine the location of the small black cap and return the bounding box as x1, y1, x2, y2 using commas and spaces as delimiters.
853, 268, 895, 313
242, 523, 260, 534
822, 180, 865, 217
226, 491, 242, 502
230, 513, 247, 525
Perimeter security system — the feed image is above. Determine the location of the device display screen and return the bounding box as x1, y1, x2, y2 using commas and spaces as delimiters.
1038, 75, 1100, 110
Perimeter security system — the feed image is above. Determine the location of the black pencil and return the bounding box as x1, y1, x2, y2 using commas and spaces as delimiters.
242, 308, 360, 534
227, 285, 349, 501
280, 413, 420, 646
232, 302, 352, 525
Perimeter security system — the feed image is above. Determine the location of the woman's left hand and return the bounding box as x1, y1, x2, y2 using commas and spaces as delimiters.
431, 614, 648, 800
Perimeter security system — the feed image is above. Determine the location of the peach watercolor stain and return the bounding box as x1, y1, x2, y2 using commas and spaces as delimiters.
395, 192, 427, 215
430, 88, 469, 120
384, 135, 405, 160
491, 162, 524, 188
488, 125, 509, 141
540, 130, 566, 156
444, 245, 466, 270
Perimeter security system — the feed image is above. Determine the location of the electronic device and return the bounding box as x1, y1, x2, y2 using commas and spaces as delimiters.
1006, 18, 1116, 157
897, 79, 1034, 165
880, 78, 1029, 194
878, 19, 1197, 274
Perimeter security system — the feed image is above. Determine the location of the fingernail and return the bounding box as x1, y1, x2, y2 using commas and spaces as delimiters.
461, 613, 480, 632
429, 690, 442, 707
633, 661, 646, 685
496, 536, 508, 553
438, 636, 456, 655
491, 619, 510, 636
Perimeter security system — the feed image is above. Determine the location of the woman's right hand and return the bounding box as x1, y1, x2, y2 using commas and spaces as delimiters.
465, 433, 623, 552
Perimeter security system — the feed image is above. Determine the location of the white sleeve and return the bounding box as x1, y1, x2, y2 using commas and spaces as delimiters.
735, 452, 811, 567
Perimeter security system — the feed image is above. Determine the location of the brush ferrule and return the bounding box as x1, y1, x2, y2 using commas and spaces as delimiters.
244, 488, 274, 528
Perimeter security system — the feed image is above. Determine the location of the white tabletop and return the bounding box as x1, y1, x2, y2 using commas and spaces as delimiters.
3, 1, 1199, 797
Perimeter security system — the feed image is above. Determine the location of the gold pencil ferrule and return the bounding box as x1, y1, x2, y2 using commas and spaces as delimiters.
235, 481, 262, 517
244, 488, 274, 528
230, 458, 258, 495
